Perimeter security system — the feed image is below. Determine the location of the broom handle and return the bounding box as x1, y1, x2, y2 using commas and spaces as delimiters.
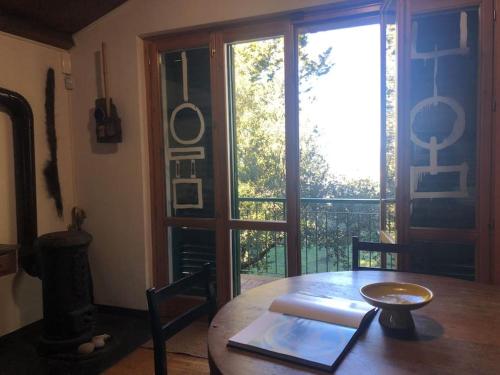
102, 42, 111, 116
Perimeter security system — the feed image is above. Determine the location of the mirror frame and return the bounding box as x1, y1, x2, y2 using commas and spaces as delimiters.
0, 87, 38, 276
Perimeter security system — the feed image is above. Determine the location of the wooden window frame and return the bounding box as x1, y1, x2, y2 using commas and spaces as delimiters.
143, 0, 496, 308
399, 0, 494, 282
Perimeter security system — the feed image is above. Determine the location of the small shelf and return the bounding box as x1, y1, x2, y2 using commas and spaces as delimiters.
0, 244, 19, 277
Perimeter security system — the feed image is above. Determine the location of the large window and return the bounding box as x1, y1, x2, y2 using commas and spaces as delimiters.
145, 0, 494, 303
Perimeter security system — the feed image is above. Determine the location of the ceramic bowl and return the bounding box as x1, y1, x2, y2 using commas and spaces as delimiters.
360, 282, 433, 331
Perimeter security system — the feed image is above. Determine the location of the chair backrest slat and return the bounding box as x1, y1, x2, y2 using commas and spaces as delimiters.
152, 266, 210, 301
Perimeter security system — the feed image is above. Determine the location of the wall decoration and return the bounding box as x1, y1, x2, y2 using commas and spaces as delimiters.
409, 8, 478, 229
167, 147, 205, 160
94, 42, 122, 143
172, 178, 203, 209
169, 51, 206, 210
163, 47, 214, 217
43, 68, 63, 217
410, 12, 469, 200
162, 46, 215, 282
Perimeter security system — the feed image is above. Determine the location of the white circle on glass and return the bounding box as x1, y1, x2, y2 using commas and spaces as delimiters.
169, 103, 205, 145
410, 96, 465, 150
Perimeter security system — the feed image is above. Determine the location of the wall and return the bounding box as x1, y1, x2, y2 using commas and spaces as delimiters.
70, 0, 339, 309
0, 32, 76, 336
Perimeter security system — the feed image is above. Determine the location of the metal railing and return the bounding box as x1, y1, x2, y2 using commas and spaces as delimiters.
235, 197, 393, 276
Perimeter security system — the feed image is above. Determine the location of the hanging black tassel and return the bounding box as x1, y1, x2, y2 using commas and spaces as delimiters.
43, 68, 63, 217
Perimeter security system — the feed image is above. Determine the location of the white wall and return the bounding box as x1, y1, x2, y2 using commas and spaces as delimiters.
0, 32, 76, 336
70, 0, 339, 310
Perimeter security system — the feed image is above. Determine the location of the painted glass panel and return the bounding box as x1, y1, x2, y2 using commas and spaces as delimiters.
409, 9, 478, 229
162, 47, 214, 218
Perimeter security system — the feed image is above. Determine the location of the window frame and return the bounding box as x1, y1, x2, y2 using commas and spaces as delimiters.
143, 0, 495, 307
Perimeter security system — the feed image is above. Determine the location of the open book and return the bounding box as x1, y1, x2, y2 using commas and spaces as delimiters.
228, 292, 377, 372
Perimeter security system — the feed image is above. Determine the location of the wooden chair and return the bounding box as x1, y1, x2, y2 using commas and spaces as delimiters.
351, 236, 411, 271
146, 263, 216, 375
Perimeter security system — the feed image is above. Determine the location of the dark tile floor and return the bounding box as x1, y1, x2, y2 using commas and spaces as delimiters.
0, 307, 150, 375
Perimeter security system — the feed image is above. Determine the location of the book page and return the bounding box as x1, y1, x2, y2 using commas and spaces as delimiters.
269, 292, 373, 328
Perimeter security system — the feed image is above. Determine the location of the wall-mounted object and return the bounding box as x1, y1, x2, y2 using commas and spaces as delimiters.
61, 53, 74, 90
0, 88, 38, 277
67, 206, 87, 231
43, 68, 64, 217
0, 245, 18, 277
94, 42, 122, 143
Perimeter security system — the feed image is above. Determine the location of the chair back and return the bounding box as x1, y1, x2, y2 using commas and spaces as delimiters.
146, 263, 215, 375
352, 237, 476, 280
351, 236, 410, 271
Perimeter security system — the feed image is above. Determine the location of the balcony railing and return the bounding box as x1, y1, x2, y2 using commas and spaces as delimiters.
235, 197, 396, 276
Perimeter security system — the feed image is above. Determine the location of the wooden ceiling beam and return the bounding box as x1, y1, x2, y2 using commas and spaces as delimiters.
0, 12, 74, 49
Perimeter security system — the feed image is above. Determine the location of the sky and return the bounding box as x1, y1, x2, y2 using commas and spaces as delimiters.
300, 24, 381, 182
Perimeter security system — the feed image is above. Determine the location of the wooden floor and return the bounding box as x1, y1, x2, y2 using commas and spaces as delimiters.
104, 348, 209, 375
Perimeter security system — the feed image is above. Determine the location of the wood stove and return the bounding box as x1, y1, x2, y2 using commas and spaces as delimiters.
37, 230, 95, 355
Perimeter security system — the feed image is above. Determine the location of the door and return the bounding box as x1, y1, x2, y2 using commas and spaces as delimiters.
145, 0, 494, 306
399, 0, 493, 281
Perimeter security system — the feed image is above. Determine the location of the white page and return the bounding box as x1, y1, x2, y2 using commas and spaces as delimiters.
269, 292, 372, 328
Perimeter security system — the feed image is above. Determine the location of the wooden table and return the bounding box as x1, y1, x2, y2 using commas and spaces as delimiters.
208, 271, 500, 374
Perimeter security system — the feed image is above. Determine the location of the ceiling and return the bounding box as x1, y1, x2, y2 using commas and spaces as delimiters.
0, 0, 128, 49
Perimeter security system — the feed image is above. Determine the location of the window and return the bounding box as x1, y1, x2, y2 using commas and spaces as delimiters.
145, 0, 494, 303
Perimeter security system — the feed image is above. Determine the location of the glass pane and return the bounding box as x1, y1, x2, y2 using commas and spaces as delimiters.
298, 22, 381, 274
409, 8, 478, 229
386, 253, 398, 270
384, 17, 397, 201
233, 230, 286, 295
381, 4, 398, 242
168, 227, 216, 283
161, 47, 214, 218
383, 201, 397, 240
228, 37, 286, 221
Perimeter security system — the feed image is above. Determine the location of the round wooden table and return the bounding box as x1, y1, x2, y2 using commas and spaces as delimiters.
208, 271, 500, 374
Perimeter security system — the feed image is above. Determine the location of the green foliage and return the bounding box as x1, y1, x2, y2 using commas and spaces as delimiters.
231, 38, 286, 200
